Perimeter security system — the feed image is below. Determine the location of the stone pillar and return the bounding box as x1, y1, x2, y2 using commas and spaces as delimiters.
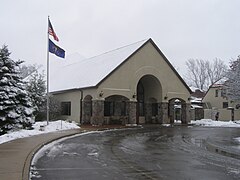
169, 101, 175, 124
91, 100, 104, 125
182, 103, 191, 124
82, 100, 92, 124
160, 102, 169, 124
156, 103, 162, 124
128, 101, 137, 124
145, 103, 152, 123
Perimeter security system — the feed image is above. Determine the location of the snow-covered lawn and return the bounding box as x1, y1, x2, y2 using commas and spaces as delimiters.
191, 119, 240, 128
0, 120, 80, 145
234, 137, 240, 143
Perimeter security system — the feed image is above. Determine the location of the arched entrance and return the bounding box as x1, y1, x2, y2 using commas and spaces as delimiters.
136, 75, 162, 124
168, 98, 189, 124
104, 95, 129, 125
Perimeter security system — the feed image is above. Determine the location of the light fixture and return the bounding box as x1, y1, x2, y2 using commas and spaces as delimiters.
132, 92, 136, 98
99, 91, 104, 97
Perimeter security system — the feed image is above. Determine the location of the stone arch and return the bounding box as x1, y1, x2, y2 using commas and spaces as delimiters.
82, 95, 93, 124
104, 95, 129, 125
168, 98, 190, 124
132, 67, 165, 98
136, 75, 162, 124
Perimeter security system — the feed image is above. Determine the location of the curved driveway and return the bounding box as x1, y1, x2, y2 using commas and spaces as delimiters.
30, 125, 240, 180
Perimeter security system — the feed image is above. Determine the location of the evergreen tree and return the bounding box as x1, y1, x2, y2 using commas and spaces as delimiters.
225, 56, 240, 101
26, 71, 46, 120
0, 45, 34, 135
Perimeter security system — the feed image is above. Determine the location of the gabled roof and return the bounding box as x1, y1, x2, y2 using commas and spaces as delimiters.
50, 38, 191, 93
202, 83, 226, 101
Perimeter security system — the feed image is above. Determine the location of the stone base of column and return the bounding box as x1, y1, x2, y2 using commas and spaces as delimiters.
169, 101, 175, 124
128, 101, 137, 124
91, 100, 104, 125
182, 103, 191, 124
160, 102, 169, 124
82, 101, 92, 124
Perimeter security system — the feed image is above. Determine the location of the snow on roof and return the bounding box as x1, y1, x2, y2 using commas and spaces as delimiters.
190, 97, 202, 103
189, 86, 202, 92
211, 84, 224, 88
50, 39, 148, 92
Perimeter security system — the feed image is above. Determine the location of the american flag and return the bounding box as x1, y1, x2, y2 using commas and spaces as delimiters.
48, 19, 59, 42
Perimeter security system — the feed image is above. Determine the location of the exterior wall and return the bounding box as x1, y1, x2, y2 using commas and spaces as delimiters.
204, 109, 240, 121
218, 109, 232, 121
52, 90, 81, 124
202, 87, 228, 109
195, 108, 204, 120
203, 86, 240, 121
98, 42, 190, 103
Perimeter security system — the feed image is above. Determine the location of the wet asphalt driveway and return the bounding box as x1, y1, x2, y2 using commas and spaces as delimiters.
30, 125, 240, 180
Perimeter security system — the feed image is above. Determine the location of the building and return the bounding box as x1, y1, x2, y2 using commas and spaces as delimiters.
190, 88, 205, 120
202, 84, 240, 121
50, 38, 192, 125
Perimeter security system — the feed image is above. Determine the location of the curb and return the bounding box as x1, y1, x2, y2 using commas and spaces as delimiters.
22, 130, 83, 180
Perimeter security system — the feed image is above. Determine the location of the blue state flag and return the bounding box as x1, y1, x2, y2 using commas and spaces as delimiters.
49, 39, 65, 58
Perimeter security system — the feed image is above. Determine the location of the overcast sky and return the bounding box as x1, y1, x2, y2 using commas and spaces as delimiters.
1, 0, 240, 75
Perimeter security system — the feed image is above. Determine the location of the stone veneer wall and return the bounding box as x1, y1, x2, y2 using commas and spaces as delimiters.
82, 101, 92, 124
128, 101, 137, 124
182, 103, 191, 124
160, 102, 169, 124
91, 100, 104, 125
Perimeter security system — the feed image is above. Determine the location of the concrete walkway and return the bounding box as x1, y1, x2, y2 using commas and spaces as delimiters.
0, 125, 127, 180
0, 129, 82, 180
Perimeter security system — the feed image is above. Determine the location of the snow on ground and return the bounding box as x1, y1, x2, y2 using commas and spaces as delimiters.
1, 118, 240, 145
0, 120, 80, 145
191, 119, 240, 127
234, 137, 240, 143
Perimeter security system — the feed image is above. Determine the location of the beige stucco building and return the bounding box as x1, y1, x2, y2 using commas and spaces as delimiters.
202, 84, 240, 121
50, 39, 192, 125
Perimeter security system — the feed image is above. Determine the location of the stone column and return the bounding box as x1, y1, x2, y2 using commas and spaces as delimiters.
128, 101, 137, 124
169, 101, 175, 124
82, 100, 92, 124
160, 102, 169, 124
91, 100, 104, 125
156, 103, 162, 124
182, 103, 191, 124
145, 103, 152, 123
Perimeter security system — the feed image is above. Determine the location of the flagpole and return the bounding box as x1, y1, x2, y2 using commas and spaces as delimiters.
47, 16, 50, 125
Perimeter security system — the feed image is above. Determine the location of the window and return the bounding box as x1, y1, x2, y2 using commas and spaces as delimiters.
104, 101, 114, 116
215, 89, 218, 97
221, 89, 226, 97
223, 102, 228, 108
236, 104, 240, 109
61, 102, 71, 115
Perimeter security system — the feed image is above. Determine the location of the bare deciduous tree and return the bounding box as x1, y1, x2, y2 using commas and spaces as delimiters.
206, 58, 227, 85
185, 59, 208, 90
185, 58, 227, 91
